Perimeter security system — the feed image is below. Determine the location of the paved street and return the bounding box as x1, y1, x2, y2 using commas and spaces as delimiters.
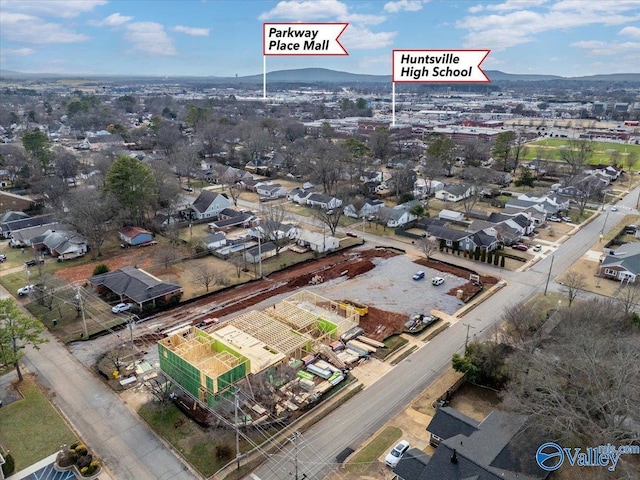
246, 190, 637, 480
21, 331, 198, 480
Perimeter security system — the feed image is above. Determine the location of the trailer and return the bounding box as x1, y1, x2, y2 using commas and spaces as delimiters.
357, 336, 385, 349
348, 339, 377, 353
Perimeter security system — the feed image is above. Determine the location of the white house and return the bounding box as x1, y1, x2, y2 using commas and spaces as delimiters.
377, 206, 417, 228
204, 232, 227, 250
438, 209, 465, 222
287, 188, 313, 205
188, 191, 232, 220
343, 199, 385, 218
256, 183, 287, 199
414, 179, 444, 198
297, 229, 339, 253
435, 184, 474, 202
306, 193, 343, 210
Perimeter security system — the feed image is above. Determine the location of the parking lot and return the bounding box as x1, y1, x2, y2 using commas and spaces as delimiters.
316, 255, 466, 317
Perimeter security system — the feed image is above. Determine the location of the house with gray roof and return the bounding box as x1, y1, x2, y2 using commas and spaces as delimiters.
394, 407, 549, 480
435, 184, 473, 203
89, 266, 183, 310
31, 229, 87, 259
0, 213, 56, 239
306, 193, 343, 210
599, 242, 640, 283
188, 191, 231, 220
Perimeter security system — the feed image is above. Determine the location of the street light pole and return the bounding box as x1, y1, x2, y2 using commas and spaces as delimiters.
544, 255, 554, 296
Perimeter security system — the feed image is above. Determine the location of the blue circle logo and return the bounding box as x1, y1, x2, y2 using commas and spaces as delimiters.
536, 442, 564, 471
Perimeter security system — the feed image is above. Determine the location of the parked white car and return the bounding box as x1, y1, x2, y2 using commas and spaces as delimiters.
17, 285, 36, 296
385, 440, 410, 467
431, 277, 445, 286
111, 302, 133, 314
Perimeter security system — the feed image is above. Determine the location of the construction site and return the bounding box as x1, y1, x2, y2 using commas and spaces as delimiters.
158, 290, 383, 424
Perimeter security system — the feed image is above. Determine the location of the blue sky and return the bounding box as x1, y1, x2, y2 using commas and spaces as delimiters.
1, 0, 639, 77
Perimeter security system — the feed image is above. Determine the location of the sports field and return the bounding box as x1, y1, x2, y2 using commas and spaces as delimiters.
523, 138, 640, 168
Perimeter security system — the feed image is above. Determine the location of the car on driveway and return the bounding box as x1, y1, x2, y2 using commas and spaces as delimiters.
533, 245, 542, 252
18, 285, 37, 296
345, 232, 358, 238
24, 258, 45, 267
0, 254, 6, 263
412, 271, 425, 280
512, 244, 529, 251
111, 302, 133, 314
385, 440, 410, 467
431, 277, 445, 286
562, 216, 572, 222
548, 216, 561, 222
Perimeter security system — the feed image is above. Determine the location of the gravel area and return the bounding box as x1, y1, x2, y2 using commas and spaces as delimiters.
316, 255, 466, 316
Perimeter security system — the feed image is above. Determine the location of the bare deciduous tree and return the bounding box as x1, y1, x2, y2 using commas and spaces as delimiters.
312, 206, 344, 236
157, 247, 178, 269
258, 204, 294, 256
191, 264, 219, 292
562, 270, 586, 306
617, 281, 640, 315
228, 184, 242, 207
419, 237, 438, 260
503, 299, 640, 475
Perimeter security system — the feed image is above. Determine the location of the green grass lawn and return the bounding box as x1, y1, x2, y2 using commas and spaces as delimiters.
0, 376, 77, 472
345, 425, 402, 473
524, 138, 640, 167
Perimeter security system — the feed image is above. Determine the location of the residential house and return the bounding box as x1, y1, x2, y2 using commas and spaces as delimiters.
599, 242, 640, 283
0, 210, 30, 224
119, 227, 154, 247
424, 225, 476, 251
89, 266, 183, 310
306, 193, 343, 210
256, 183, 287, 199
435, 184, 473, 203
438, 209, 465, 222
244, 241, 277, 264
188, 191, 232, 220
204, 232, 227, 251
405, 407, 549, 480
377, 206, 417, 228
287, 188, 313, 205
506, 194, 570, 219
343, 199, 385, 219
414, 179, 444, 198
10, 223, 63, 248
208, 208, 256, 230
391, 449, 430, 480
31, 229, 87, 260
0, 190, 38, 213
297, 230, 339, 253
0, 214, 56, 239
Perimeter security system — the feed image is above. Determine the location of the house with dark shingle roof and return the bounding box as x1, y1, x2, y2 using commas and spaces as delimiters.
188, 191, 231, 220
599, 242, 640, 283
392, 448, 430, 480
89, 266, 183, 310
393, 407, 548, 480
0, 213, 56, 239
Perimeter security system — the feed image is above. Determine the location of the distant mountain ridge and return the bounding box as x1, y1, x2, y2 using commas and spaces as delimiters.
1, 67, 638, 83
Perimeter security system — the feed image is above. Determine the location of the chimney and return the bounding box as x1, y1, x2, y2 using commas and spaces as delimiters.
451, 448, 458, 464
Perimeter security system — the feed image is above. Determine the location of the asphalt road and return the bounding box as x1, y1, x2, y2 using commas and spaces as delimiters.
246, 189, 637, 480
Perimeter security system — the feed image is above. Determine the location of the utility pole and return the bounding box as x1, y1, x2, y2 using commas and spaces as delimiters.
544, 255, 554, 296
235, 390, 241, 469
75, 285, 88, 340
290, 431, 301, 480
463, 323, 476, 354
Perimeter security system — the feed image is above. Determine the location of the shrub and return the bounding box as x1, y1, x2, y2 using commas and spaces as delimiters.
92, 264, 109, 276
1, 453, 15, 476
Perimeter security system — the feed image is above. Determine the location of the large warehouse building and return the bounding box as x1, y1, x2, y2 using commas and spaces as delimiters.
158, 290, 359, 406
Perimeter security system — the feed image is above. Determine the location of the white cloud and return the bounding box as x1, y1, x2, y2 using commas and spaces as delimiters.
341, 25, 397, 50
172, 25, 210, 36
571, 40, 640, 56
259, 0, 392, 50
91, 13, 133, 27
383, 0, 426, 13
0, 0, 107, 18
619, 26, 640, 39
124, 22, 177, 56
0, 11, 88, 43
486, 0, 549, 12
1, 47, 35, 56
468, 5, 484, 13
458, 1, 640, 51
259, 0, 348, 21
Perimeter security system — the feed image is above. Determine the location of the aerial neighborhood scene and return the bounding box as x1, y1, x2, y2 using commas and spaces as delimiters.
1, 1, 640, 479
